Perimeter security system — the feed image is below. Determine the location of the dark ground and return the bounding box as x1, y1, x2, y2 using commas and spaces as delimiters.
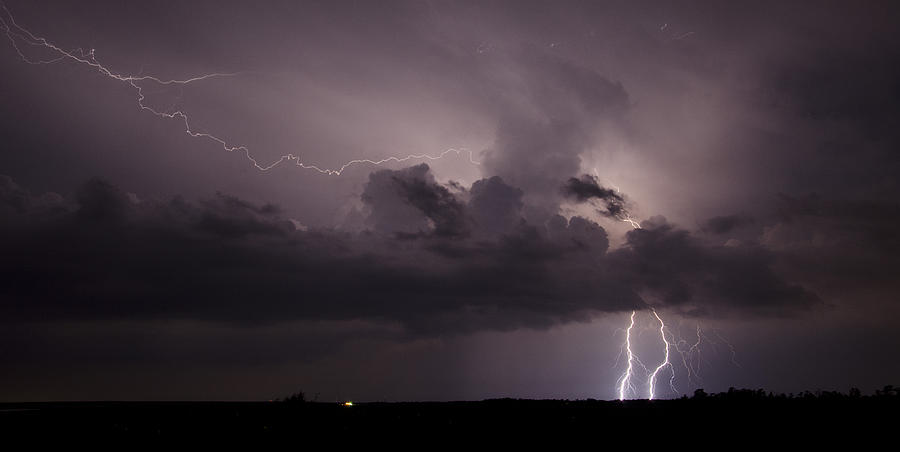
2, 389, 896, 442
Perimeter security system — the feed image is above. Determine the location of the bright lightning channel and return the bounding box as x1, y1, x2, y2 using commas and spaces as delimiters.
0, 4, 480, 177
617, 311, 637, 401
647, 310, 675, 400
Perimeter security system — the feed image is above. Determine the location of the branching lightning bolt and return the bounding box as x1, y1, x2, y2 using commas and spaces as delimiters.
711, 328, 741, 368
0, 4, 480, 177
615, 311, 741, 400
616, 309, 678, 401
672, 324, 705, 387
670, 323, 742, 385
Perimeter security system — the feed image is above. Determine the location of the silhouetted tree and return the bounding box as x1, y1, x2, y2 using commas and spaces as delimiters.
283, 391, 306, 403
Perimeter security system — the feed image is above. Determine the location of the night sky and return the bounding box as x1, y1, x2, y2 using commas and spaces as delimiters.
2, 0, 899, 402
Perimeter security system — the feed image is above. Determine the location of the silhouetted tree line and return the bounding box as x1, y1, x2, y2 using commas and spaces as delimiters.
274, 385, 899, 404
271, 384, 899, 406
686, 385, 898, 400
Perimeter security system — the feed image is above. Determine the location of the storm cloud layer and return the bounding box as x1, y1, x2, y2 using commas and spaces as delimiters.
2, 169, 820, 335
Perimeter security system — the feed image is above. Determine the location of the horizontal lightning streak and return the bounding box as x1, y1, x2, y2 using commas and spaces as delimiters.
0, 4, 480, 177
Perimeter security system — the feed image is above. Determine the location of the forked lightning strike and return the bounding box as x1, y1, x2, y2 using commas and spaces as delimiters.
0, 3, 479, 177
616, 309, 739, 400
616, 309, 677, 401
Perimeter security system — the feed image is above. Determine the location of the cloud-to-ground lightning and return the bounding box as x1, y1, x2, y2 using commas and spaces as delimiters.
617, 311, 637, 401
615, 309, 741, 400
0, 3, 480, 177
647, 310, 675, 400
615, 309, 675, 400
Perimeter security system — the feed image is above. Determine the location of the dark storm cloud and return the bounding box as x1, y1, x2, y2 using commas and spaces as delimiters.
714, 4, 900, 210
0, 171, 637, 333
702, 215, 754, 235
1, 170, 821, 334
762, 194, 900, 300
769, 45, 900, 126
561, 174, 629, 220
611, 216, 820, 317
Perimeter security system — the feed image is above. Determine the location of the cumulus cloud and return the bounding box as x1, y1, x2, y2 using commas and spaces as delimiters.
468, 176, 525, 237
362, 164, 468, 238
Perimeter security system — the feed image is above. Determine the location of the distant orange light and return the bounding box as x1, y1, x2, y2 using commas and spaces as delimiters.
343, 401, 354, 406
